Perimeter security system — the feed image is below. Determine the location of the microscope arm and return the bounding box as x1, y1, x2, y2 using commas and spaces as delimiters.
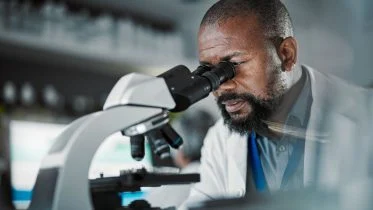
29, 73, 175, 210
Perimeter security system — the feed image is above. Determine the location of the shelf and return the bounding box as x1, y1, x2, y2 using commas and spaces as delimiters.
0, 0, 214, 75
0, 30, 198, 76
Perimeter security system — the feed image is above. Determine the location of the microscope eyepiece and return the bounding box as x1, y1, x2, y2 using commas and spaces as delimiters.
159, 61, 235, 112
201, 61, 235, 91
192, 65, 210, 76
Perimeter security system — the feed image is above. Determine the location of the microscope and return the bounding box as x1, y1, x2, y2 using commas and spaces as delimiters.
27, 62, 235, 210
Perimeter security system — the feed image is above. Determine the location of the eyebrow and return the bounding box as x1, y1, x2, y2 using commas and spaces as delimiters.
200, 51, 246, 66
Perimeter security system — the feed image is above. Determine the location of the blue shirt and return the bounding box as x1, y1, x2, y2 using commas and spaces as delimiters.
257, 67, 312, 191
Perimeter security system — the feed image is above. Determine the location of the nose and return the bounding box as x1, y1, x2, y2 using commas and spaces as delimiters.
213, 79, 236, 97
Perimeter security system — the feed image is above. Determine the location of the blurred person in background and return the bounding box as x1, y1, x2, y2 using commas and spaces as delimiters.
180, 0, 373, 208
145, 108, 215, 208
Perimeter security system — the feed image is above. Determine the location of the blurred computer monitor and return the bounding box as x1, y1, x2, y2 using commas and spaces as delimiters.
9, 120, 152, 209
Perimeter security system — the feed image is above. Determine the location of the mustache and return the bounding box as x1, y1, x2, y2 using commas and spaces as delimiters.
216, 92, 259, 105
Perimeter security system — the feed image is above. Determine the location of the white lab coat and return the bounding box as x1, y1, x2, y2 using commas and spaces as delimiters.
180, 66, 373, 208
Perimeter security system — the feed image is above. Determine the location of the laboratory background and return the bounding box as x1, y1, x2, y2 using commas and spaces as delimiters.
0, 0, 372, 210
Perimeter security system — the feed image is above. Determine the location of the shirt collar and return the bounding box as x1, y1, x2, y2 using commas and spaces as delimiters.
286, 66, 312, 128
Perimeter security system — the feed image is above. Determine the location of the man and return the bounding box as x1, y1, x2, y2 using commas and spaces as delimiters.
146, 109, 215, 208
181, 0, 373, 207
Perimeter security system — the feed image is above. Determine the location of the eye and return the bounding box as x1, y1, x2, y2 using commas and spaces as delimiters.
231, 61, 244, 66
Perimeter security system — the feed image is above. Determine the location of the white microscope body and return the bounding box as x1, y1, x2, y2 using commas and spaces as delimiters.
28, 62, 235, 210
29, 74, 175, 210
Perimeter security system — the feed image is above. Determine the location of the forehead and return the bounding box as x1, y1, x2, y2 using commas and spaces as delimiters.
198, 15, 265, 63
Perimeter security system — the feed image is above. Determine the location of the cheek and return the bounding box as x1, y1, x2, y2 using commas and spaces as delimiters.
234, 61, 271, 97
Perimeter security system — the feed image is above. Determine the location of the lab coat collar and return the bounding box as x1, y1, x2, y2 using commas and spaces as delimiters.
226, 131, 250, 197
225, 65, 359, 194
302, 65, 358, 187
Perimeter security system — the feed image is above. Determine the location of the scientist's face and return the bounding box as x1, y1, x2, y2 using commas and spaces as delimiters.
198, 15, 287, 135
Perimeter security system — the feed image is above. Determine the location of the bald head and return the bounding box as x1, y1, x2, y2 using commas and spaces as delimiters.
201, 0, 294, 39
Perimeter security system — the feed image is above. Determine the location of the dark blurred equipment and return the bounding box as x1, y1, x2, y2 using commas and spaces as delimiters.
20, 83, 36, 106
91, 168, 199, 210
71, 95, 95, 114
2, 81, 17, 106
42, 85, 63, 110
0, 117, 15, 210
174, 109, 215, 162
0, 159, 5, 176
0, 157, 13, 210
28, 62, 235, 210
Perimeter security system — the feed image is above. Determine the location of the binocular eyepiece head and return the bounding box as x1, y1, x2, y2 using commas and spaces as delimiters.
192, 61, 236, 91
159, 61, 235, 112
127, 62, 236, 161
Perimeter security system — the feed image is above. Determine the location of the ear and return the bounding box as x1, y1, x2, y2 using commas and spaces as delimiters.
277, 37, 297, 72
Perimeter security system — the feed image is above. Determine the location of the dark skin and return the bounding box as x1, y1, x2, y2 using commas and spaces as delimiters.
198, 15, 302, 136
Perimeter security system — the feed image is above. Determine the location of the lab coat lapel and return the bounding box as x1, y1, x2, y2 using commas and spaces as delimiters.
226, 132, 250, 197
303, 66, 328, 187
303, 66, 358, 187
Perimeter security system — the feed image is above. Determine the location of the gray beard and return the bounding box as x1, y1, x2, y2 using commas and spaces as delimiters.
217, 67, 286, 135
